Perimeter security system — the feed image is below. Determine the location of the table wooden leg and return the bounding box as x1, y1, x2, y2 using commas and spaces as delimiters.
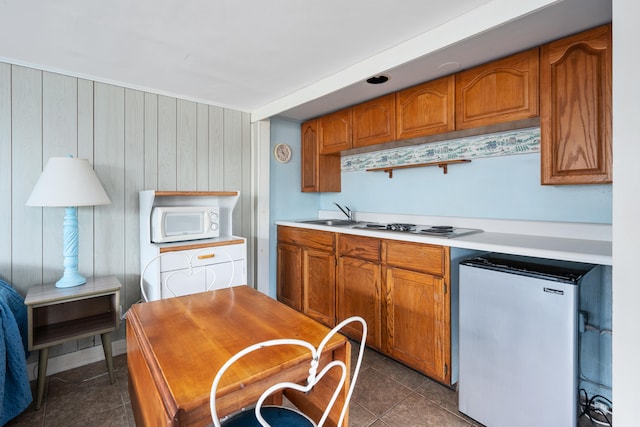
100, 332, 116, 384
36, 347, 49, 410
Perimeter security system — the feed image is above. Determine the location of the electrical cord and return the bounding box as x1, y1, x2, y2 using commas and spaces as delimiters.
579, 388, 612, 427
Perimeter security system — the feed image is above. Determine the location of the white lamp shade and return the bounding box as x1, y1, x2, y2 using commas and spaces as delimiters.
26, 157, 111, 207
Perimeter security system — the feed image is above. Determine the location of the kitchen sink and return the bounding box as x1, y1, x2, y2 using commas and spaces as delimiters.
297, 219, 358, 226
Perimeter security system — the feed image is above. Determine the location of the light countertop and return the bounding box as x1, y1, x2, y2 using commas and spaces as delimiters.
276, 219, 612, 266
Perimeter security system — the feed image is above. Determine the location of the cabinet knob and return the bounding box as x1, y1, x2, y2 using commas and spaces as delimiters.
198, 253, 215, 260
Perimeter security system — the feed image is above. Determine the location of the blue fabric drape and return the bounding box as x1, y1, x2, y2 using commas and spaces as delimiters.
0, 279, 32, 425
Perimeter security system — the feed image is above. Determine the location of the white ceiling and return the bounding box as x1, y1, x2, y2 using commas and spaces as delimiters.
0, 0, 611, 122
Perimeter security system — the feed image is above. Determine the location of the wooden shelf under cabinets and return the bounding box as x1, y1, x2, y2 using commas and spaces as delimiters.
367, 159, 471, 178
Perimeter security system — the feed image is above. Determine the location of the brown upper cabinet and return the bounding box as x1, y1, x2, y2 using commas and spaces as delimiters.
455, 48, 539, 129
540, 24, 612, 185
301, 119, 341, 192
304, 24, 611, 191
396, 75, 455, 139
352, 93, 397, 148
319, 108, 352, 154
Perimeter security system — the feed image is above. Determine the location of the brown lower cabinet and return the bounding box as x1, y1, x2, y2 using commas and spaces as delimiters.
277, 226, 336, 326
382, 239, 451, 384
277, 226, 452, 384
383, 264, 450, 383
337, 234, 383, 350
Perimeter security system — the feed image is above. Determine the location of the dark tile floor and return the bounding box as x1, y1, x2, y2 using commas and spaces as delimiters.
5, 346, 606, 426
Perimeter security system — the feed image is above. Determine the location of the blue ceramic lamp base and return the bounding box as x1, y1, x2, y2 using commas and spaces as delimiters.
56, 273, 87, 288
56, 206, 87, 288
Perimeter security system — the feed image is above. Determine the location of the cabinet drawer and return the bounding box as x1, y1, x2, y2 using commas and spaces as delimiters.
159, 242, 246, 272
338, 234, 380, 262
278, 226, 334, 252
382, 240, 446, 276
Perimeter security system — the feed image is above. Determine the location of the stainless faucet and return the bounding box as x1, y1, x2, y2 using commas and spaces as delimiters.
334, 202, 352, 221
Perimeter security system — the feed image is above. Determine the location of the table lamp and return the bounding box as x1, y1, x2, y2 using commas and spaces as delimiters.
26, 156, 111, 288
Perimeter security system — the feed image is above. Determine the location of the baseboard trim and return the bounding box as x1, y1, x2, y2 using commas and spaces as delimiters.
27, 339, 127, 381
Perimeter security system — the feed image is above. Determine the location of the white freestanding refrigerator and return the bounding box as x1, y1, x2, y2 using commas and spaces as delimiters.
458, 254, 597, 427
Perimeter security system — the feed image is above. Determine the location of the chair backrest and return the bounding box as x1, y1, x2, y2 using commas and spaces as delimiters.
210, 316, 367, 427
140, 247, 236, 302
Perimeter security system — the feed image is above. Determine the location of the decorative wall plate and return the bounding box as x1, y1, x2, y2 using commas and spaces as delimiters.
274, 143, 292, 163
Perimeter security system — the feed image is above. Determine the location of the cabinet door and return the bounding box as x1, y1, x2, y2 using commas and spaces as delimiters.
396, 75, 455, 139
301, 119, 341, 193
319, 108, 352, 154
337, 256, 382, 349
303, 248, 336, 327
352, 93, 396, 148
540, 24, 612, 185
384, 267, 450, 383
277, 242, 303, 311
455, 48, 539, 129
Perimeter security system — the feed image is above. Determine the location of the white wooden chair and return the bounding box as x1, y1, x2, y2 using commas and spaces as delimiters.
140, 247, 235, 302
210, 316, 367, 427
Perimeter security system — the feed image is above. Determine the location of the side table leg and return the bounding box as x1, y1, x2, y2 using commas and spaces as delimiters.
36, 347, 49, 410
100, 332, 115, 384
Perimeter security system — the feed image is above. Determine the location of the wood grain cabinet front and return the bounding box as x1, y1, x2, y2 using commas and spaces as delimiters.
455, 48, 539, 130
277, 226, 336, 326
301, 119, 341, 192
319, 108, 352, 154
396, 75, 455, 139
382, 240, 451, 384
352, 93, 396, 148
540, 24, 612, 185
337, 234, 382, 349
277, 242, 303, 311
277, 228, 455, 384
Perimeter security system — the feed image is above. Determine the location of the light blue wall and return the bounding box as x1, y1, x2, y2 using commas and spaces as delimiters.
324, 153, 612, 223
270, 119, 612, 224
269, 118, 320, 296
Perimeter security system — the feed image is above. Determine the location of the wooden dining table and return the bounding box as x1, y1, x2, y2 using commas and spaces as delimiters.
126, 285, 351, 427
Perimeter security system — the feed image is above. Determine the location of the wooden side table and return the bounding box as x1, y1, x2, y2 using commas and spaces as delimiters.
24, 276, 121, 409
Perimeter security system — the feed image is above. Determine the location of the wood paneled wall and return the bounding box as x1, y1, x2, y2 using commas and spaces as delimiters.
0, 62, 253, 353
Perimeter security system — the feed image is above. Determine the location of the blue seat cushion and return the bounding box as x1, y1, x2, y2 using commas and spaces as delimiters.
222, 406, 315, 427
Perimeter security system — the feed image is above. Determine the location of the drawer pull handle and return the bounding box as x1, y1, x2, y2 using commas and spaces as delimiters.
198, 254, 215, 260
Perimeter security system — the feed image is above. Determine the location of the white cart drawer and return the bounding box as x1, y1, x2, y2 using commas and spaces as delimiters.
160, 242, 245, 272
160, 258, 245, 298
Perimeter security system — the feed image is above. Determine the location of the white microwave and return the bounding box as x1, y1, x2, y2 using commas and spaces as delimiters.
151, 206, 220, 243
